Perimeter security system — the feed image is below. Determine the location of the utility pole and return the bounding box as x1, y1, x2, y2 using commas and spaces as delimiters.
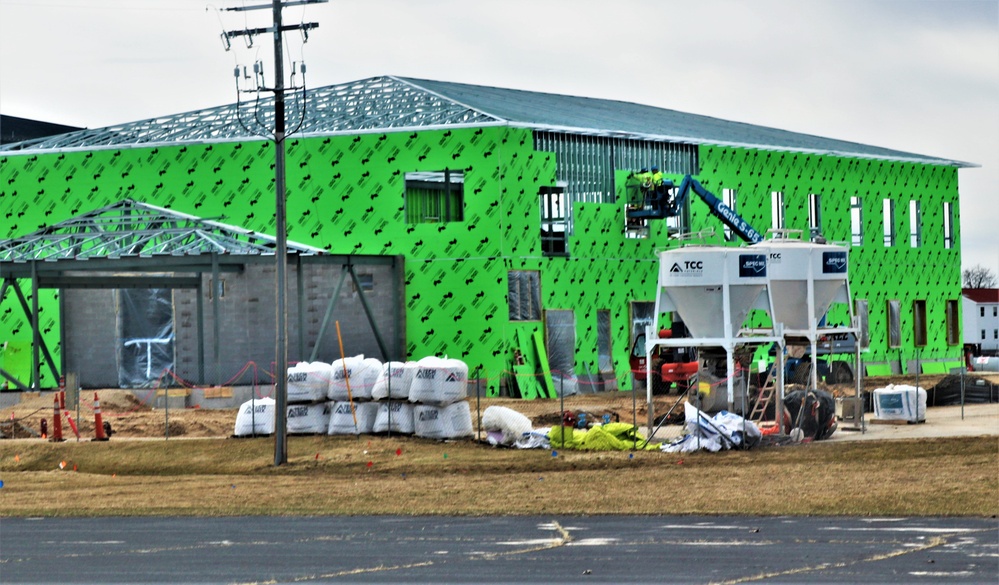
222, 0, 324, 466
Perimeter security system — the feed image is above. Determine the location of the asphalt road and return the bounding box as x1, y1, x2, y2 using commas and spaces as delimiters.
1, 515, 996, 584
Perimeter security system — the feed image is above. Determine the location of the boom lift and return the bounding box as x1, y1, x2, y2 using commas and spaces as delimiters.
626, 175, 764, 244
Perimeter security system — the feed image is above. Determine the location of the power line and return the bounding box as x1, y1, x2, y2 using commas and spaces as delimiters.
221, 0, 326, 466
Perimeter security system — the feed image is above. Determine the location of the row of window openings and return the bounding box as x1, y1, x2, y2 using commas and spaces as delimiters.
884, 298, 961, 348
403, 173, 957, 254
982, 330, 999, 340
980, 306, 999, 317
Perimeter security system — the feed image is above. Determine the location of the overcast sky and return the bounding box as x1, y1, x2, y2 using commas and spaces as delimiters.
1, 0, 996, 274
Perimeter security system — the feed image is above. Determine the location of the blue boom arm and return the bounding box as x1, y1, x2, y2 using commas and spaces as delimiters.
674, 175, 764, 244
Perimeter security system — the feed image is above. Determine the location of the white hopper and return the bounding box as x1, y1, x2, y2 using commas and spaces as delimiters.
286, 402, 331, 434
656, 247, 770, 339
327, 401, 379, 435
287, 361, 332, 402
371, 361, 416, 400
372, 401, 415, 434
413, 401, 474, 439
233, 397, 276, 436
328, 355, 365, 401
750, 239, 849, 332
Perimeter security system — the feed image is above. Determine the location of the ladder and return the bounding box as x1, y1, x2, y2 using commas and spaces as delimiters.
748, 367, 778, 423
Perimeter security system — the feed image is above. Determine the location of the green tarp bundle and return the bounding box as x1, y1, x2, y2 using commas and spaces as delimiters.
548, 422, 658, 451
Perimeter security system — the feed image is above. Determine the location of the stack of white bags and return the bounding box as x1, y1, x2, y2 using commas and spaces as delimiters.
235, 355, 474, 439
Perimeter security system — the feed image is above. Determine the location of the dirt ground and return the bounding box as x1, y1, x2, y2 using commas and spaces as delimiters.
1, 373, 996, 442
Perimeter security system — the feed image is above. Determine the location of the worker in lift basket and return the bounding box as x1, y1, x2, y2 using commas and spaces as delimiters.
626, 168, 653, 218
650, 165, 672, 214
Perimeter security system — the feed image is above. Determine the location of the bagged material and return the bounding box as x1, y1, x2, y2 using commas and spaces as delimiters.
233, 397, 276, 436
481, 405, 532, 446
351, 358, 382, 400
662, 402, 760, 453
873, 384, 927, 422
372, 401, 415, 434
327, 401, 379, 435
371, 361, 416, 400
287, 362, 332, 402
328, 355, 365, 401
286, 402, 331, 434
409, 356, 469, 405
413, 401, 474, 439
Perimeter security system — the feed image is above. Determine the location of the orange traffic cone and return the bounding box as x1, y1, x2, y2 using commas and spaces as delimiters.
64, 410, 80, 440
50, 393, 64, 442
93, 392, 108, 441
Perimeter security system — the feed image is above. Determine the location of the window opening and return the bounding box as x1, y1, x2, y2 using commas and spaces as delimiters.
771, 191, 785, 231
913, 299, 927, 347
855, 299, 870, 350
404, 169, 464, 224
887, 299, 901, 348
508, 271, 541, 321
207, 278, 226, 300
943, 201, 955, 249
883, 199, 895, 247
945, 300, 960, 346
352, 273, 374, 293
808, 193, 822, 239
909, 200, 921, 248
850, 196, 863, 247
545, 309, 578, 395
540, 186, 567, 255
597, 310, 613, 375
722, 188, 737, 242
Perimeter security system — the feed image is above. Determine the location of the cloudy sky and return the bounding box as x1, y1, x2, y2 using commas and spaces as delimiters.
1, 0, 996, 274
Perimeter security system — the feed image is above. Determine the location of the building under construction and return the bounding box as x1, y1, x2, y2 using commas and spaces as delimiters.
0, 76, 971, 394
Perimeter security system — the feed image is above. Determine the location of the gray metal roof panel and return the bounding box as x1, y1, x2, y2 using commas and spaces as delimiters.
397, 77, 969, 167
0, 75, 971, 167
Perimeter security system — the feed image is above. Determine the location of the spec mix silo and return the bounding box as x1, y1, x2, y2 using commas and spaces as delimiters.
652, 246, 775, 414
750, 238, 854, 389
750, 239, 851, 333
654, 246, 771, 341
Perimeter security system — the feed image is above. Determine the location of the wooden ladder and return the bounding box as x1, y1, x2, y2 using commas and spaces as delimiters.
748, 368, 777, 423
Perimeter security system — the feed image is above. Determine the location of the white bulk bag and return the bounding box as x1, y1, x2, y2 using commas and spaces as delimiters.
286, 402, 331, 434
409, 356, 467, 404
436, 358, 469, 405
327, 401, 380, 435
233, 397, 276, 437
372, 401, 415, 434
444, 400, 474, 438
414, 401, 474, 439
481, 405, 532, 446
408, 356, 445, 403
287, 361, 332, 402
873, 384, 927, 422
328, 355, 365, 401
349, 358, 382, 400
371, 361, 416, 400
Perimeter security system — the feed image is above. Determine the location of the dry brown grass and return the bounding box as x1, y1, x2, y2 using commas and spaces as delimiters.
1, 434, 996, 518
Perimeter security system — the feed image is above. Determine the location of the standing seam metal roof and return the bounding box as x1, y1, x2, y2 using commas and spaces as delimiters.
0, 75, 972, 167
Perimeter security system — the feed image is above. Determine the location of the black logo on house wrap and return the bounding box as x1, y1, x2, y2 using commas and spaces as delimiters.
822, 251, 848, 273
738, 254, 767, 278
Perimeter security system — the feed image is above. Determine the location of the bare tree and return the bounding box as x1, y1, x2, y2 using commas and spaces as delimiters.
963, 264, 998, 289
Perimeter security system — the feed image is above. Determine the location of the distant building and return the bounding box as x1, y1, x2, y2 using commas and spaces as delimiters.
0, 115, 81, 145
963, 288, 999, 356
